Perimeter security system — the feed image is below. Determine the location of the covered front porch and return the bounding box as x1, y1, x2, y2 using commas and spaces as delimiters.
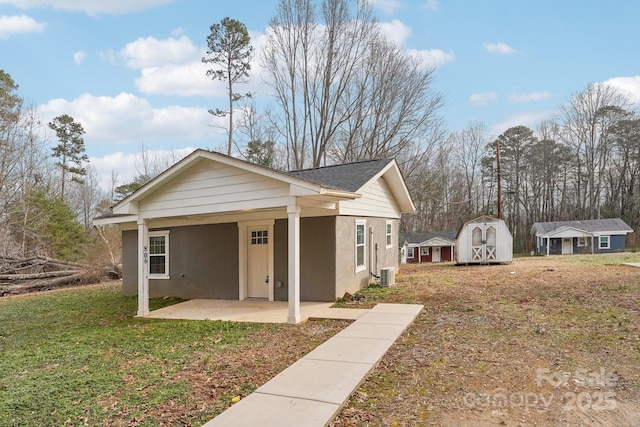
144, 299, 367, 323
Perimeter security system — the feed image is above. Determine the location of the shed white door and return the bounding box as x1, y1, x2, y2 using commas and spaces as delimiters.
432, 247, 441, 263
470, 224, 497, 262
247, 227, 269, 298
562, 238, 573, 255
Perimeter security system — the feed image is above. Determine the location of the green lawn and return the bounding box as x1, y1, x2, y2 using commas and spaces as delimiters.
0, 285, 262, 426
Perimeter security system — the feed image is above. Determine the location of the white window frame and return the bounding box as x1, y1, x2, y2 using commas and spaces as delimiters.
148, 230, 170, 279
407, 247, 415, 258
421, 246, 429, 256
599, 235, 610, 250
355, 220, 366, 273
577, 237, 587, 247
385, 220, 393, 249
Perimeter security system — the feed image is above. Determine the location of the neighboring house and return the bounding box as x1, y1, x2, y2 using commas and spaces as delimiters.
455, 215, 513, 264
94, 149, 414, 324
400, 231, 457, 263
532, 218, 634, 255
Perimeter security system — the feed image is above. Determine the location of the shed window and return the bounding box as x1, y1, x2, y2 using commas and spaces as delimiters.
148, 231, 169, 278
407, 247, 415, 258
421, 246, 429, 256
599, 235, 610, 249
355, 220, 366, 272
385, 221, 393, 249
577, 237, 587, 247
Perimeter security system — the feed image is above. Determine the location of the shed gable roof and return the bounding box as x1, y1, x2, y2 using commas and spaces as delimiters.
532, 218, 633, 236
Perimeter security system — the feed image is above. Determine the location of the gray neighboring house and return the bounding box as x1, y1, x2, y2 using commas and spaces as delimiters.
94, 149, 414, 324
532, 218, 634, 255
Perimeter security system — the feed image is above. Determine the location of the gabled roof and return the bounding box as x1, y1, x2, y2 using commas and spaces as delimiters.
289, 158, 414, 213
532, 218, 633, 236
400, 230, 457, 245
288, 159, 393, 192
96, 149, 414, 223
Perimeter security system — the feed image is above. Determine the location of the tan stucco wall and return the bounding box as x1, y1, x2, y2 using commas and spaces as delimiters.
334, 216, 399, 298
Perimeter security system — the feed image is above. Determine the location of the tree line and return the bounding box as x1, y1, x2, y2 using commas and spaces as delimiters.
1, 0, 638, 268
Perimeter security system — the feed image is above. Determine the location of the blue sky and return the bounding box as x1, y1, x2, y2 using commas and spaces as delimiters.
1, 0, 639, 189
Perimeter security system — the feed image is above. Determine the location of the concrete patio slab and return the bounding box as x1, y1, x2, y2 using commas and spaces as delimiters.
145, 299, 335, 323
202, 302, 424, 427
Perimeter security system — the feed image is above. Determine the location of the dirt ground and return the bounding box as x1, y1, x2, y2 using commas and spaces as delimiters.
330, 255, 640, 426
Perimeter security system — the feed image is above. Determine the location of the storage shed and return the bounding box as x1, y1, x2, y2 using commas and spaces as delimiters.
455, 215, 512, 264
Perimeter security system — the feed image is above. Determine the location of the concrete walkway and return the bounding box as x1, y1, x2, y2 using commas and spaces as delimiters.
202, 303, 423, 427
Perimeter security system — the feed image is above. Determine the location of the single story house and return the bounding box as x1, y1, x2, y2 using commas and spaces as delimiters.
532, 218, 634, 255
455, 215, 513, 264
94, 149, 415, 324
400, 231, 457, 263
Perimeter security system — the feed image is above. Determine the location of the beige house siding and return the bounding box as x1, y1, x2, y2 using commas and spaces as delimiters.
339, 177, 401, 219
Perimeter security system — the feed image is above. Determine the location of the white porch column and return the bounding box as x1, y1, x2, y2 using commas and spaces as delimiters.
546, 237, 550, 256
137, 219, 150, 317
287, 204, 301, 324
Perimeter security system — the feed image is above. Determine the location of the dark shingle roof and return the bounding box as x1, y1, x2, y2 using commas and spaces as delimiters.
287, 158, 393, 192
400, 230, 458, 244
532, 218, 633, 235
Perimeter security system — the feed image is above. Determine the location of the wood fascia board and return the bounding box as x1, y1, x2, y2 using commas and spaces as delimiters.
93, 215, 138, 226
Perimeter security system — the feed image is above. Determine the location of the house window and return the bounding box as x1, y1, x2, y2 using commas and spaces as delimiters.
421, 246, 429, 256
355, 220, 366, 272
149, 231, 169, 278
385, 221, 393, 249
577, 237, 587, 247
407, 247, 415, 258
599, 235, 610, 249
251, 229, 268, 245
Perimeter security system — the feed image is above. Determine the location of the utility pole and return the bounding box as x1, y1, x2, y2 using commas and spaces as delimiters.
496, 138, 503, 219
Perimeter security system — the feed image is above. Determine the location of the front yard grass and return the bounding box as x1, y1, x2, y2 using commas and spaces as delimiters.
0, 284, 346, 426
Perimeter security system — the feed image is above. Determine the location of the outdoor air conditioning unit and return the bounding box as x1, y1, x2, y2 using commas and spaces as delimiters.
380, 267, 395, 287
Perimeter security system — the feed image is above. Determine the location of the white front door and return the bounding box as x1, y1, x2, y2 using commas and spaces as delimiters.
562, 238, 573, 255
247, 226, 269, 298
432, 247, 441, 263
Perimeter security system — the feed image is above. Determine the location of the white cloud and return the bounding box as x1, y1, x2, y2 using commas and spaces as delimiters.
508, 92, 553, 103
370, 0, 402, 15
0, 14, 44, 38
0, 0, 173, 15
422, 0, 439, 11
603, 76, 640, 105
482, 42, 518, 55
410, 48, 455, 68
38, 92, 223, 146
120, 35, 199, 69
72, 50, 85, 65
469, 92, 497, 106
378, 19, 412, 45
